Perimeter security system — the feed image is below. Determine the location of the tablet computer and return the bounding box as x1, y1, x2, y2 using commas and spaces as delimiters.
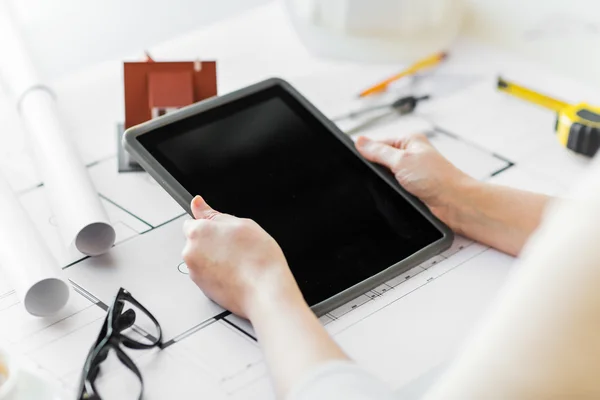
123, 78, 453, 315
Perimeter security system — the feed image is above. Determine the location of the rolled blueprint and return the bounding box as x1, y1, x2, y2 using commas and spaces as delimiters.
19, 90, 116, 255
0, 172, 70, 316
0, 2, 115, 255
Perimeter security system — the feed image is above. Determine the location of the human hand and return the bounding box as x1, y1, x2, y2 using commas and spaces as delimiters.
355, 133, 476, 228
182, 196, 304, 320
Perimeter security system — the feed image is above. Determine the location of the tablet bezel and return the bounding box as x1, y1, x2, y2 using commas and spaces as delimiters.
123, 77, 453, 316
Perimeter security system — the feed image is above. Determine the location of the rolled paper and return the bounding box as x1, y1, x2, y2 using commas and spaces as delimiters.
0, 2, 115, 256
0, 172, 70, 316
19, 89, 116, 255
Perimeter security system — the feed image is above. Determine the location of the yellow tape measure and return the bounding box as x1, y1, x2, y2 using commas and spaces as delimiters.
497, 77, 600, 157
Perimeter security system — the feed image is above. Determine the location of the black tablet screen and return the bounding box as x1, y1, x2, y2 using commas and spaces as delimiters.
139, 85, 443, 306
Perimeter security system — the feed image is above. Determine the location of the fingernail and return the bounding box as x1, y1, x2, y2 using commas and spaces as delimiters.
192, 195, 202, 208
356, 136, 370, 148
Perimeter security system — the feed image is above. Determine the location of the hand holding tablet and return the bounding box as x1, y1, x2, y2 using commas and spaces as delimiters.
123, 78, 452, 315
182, 195, 302, 319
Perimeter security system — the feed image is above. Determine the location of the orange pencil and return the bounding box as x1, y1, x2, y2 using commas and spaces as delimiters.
359, 52, 448, 98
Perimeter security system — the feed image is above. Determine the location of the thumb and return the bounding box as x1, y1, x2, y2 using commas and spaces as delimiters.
190, 195, 221, 221
355, 136, 403, 171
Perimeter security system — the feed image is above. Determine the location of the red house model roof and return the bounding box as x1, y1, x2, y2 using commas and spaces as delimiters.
123, 60, 217, 129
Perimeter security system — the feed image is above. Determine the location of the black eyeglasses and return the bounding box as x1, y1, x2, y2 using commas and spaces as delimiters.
77, 288, 163, 400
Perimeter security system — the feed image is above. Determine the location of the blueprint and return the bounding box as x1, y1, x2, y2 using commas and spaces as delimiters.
0, 4, 594, 399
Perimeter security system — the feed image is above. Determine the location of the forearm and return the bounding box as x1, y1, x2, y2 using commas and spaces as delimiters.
425, 157, 600, 400
439, 180, 552, 256
248, 290, 349, 399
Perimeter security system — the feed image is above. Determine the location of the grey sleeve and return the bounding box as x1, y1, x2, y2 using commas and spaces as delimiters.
287, 361, 398, 400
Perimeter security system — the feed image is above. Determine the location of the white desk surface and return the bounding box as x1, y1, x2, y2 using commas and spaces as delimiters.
0, 2, 597, 399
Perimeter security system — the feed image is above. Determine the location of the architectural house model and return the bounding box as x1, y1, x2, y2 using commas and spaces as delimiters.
118, 54, 217, 172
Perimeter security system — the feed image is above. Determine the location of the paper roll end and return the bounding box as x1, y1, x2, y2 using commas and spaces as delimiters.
24, 278, 70, 317
75, 222, 116, 256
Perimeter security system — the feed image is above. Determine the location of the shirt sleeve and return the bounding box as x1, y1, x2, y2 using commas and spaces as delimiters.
287, 361, 398, 400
